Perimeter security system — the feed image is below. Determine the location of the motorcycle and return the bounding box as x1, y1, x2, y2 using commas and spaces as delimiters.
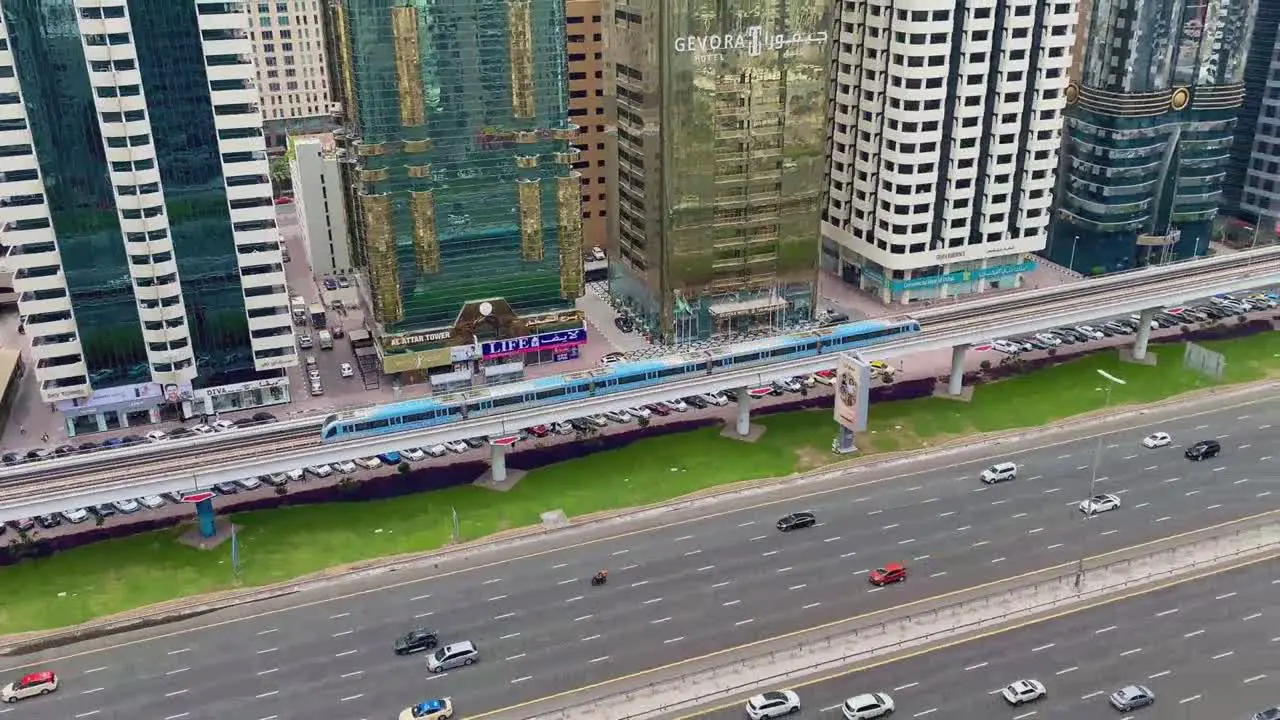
590, 572, 608, 586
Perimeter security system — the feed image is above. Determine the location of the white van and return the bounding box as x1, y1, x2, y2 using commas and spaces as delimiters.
980, 462, 1018, 484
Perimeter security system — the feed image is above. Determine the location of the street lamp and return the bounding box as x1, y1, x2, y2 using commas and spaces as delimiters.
1075, 369, 1127, 589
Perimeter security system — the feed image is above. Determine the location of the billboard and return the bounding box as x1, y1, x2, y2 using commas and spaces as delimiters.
834, 353, 870, 432
481, 327, 589, 359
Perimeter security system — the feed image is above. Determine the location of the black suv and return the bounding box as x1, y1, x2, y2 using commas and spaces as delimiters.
393, 628, 439, 655
1185, 439, 1221, 461
776, 511, 817, 532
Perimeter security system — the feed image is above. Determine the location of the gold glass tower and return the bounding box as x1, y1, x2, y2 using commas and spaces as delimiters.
604, 0, 831, 343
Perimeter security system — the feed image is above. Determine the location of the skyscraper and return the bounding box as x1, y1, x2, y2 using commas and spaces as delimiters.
1049, 0, 1258, 274
2, 0, 296, 432
822, 0, 1075, 304
1224, 1, 1280, 224
604, 0, 830, 343
325, 0, 588, 379
565, 0, 611, 246
247, 0, 336, 152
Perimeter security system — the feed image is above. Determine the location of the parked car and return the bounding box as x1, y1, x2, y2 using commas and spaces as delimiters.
354, 457, 383, 470
400, 447, 426, 461
424, 445, 449, 458
443, 440, 469, 454
307, 464, 334, 477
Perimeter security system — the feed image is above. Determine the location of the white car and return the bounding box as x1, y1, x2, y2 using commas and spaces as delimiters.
307, 464, 334, 478
340, 362, 355, 378
308, 369, 321, 381
145, 430, 168, 442
1001, 679, 1047, 706
1079, 493, 1122, 515
236, 477, 263, 491
354, 457, 382, 470
662, 399, 689, 412
112, 499, 141, 514
1141, 432, 1172, 448
1033, 332, 1062, 347
400, 447, 426, 461
212, 419, 237, 432
745, 690, 801, 720
600, 352, 625, 366
701, 391, 729, 406
991, 339, 1022, 354
842, 692, 895, 719
189, 424, 215, 436
774, 377, 802, 393
332, 460, 358, 474
604, 410, 631, 423
138, 495, 166, 510
61, 508, 90, 524
798, 374, 816, 388
285, 469, 305, 483
1074, 325, 1105, 340
551, 421, 574, 435
443, 440, 469, 454
425, 444, 449, 457
627, 406, 651, 420
584, 414, 609, 427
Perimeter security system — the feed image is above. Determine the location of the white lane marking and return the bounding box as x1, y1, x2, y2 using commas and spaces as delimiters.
500, 632, 522, 640
972, 540, 990, 547
1217, 592, 1238, 600
790, 584, 808, 590
1185, 490, 1200, 496
738, 521, 755, 527
165, 690, 189, 698
1149, 670, 1171, 679
1206, 504, 1223, 510
921, 497, 939, 504
1185, 629, 1205, 638
1106, 443, 1119, 449
867, 587, 885, 593
684, 550, 702, 556
991, 499, 1008, 506
762, 550, 779, 557
867, 510, 883, 516
494, 612, 516, 620
914, 554, 931, 561
898, 538, 916, 545
1028, 527, 1044, 535
803, 602, 822, 609
930, 571, 948, 578
334, 649, 357, 658
1046, 543, 1064, 550
1154, 516, 1171, 523
841, 551, 858, 558
824, 536, 843, 543
1162, 477, 1179, 483
332, 630, 352, 638
991, 557, 1006, 564
1075, 465, 1089, 471
651, 617, 671, 624
1244, 674, 1267, 684
557, 579, 575, 585
882, 523, 900, 530
1013, 712, 1037, 720
712, 581, 732, 588
1032, 643, 1055, 652
330, 612, 350, 619
1143, 466, 1158, 472
777, 567, 793, 573
1056, 666, 1078, 675
735, 618, 755, 626
163, 714, 189, 720
971, 487, 987, 493
552, 562, 568, 569
955, 525, 972, 532
488, 595, 509, 602
81, 687, 104, 695
1081, 691, 1105, 700
483, 578, 503, 584
904, 485, 922, 492
723, 600, 741, 607
1264, 456, 1275, 461
611, 549, 629, 556
1240, 444, 1253, 449
1057, 454, 1071, 459
853, 569, 870, 575
74, 713, 101, 719
167, 648, 190, 655
663, 637, 684, 644
674, 535, 694, 542
511, 676, 533, 685
913, 709, 937, 718
893, 682, 919, 691
698, 565, 716, 572
1179, 695, 1202, 705
1156, 608, 1179, 617
1011, 512, 1028, 519
1243, 613, 1262, 621
964, 662, 988, 671
938, 511, 956, 517
631, 580, 650, 587
1095, 625, 1117, 634
1212, 651, 1235, 660
1043, 488, 1060, 494
506, 653, 526, 661
256, 691, 279, 699
1259, 491, 1273, 498
1027, 475, 1044, 481
257, 669, 278, 676
1120, 648, 1142, 656
582, 634, 601, 641
255, 630, 277, 637
1100, 529, 1118, 536
339, 694, 364, 702
750, 535, 769, 542
1235, 478, 1250, 484
1195, 424, 1208, 430
621, 564, 639, 570
1123, 454, 1138, 459
590, 656, 610, 663
166, 668, 189, 675
340, 671, 361, 678
566, 595, 584, 603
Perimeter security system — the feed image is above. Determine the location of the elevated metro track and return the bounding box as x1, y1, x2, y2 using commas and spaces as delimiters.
1, 247, 1278, 520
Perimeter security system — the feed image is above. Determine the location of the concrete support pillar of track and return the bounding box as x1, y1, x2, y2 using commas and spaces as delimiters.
196, 498, 216, 538
721, 387, 766, 442
933, 344, 974, 401
831, 426, 857, 455
1120, 307, 1159, 366
490, 442, 508, 484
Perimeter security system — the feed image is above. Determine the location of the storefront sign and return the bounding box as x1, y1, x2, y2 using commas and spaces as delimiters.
864, 261, 1037, 293
674, 28, 828, 56
932, 244, 1017, 264
481, 328, 588, 359
386, 329, 452, 348
383, 347, 453, 374
195, 377, 289, 399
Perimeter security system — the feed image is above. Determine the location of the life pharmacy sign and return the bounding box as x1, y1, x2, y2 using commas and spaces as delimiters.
673, 27, 829, 58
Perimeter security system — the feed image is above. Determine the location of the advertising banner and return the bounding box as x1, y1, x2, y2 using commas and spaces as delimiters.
481, 327, 588, 359
833, 353, 870, 432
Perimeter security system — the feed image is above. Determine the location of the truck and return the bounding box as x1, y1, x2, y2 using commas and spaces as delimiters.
317, 329, 333, 350
291, 296, 307, 322
310, 302, 326, 329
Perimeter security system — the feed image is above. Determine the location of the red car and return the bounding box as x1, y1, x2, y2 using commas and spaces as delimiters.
869, 562, 907, 586
646, 403, 671, 417
527, 425, 550, 438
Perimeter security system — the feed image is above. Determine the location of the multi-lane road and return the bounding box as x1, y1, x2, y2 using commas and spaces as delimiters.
3, 395, 1279, 720
690, 556, 1280, 719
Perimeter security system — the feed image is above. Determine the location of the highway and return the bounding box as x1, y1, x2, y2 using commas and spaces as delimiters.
689, 556, 1280, 720
3, 396, 1279, 720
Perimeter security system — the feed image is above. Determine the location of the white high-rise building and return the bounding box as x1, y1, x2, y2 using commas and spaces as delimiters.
0, 0, 297, 431
821, 0, 1075, 304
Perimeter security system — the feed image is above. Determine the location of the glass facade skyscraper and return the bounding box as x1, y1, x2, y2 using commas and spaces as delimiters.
325, 0, 585, 365
1048, 0, 1258, 274
604, 0, 829, 343
1224, 1, 1280, 223
1, 0, 296, 415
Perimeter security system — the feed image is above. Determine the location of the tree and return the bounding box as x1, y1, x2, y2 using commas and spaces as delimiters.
398, 461, 411, 474
269, 156, 292, 193
1046, 347, 1058, 358
979, 359, 992, 371
636, 415, 650, 429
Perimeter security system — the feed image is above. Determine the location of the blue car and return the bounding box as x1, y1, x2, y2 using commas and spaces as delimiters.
398, 697, 453, 719
378, 451, 402, 465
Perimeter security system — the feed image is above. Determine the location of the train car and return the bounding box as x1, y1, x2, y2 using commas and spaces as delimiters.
320, 317, 921, 443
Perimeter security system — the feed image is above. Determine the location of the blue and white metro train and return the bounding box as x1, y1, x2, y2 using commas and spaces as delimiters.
319, 318, 922, 443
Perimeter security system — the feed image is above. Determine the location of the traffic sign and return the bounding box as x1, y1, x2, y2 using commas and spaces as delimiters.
489, 435, 519, 448
180, 491, 216, 503
747, 387, 775, 398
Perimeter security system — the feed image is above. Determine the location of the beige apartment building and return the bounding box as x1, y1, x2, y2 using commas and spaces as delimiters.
565, 0, 611, 248
247, 0, 335, 153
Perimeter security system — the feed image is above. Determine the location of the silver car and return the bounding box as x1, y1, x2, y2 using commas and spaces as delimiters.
427, 641, 478, 673
1108, 684, 1154, 711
